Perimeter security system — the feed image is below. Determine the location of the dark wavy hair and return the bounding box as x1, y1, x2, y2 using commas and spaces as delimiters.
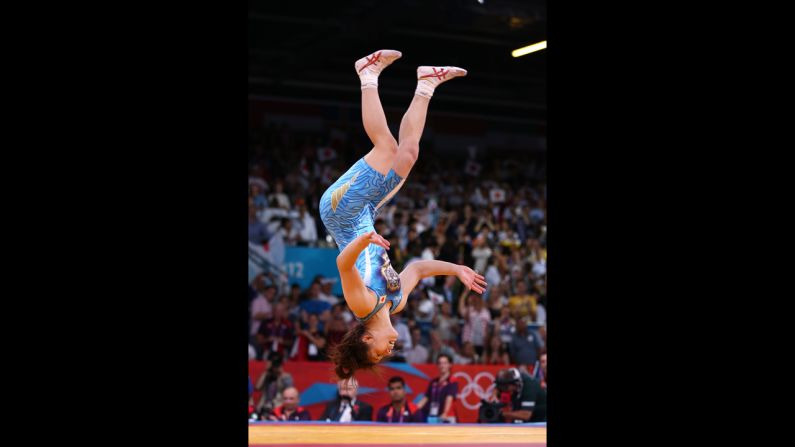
327, 322, 378, 380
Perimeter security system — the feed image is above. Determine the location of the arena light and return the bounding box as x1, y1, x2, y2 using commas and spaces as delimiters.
512, 41, 547, 57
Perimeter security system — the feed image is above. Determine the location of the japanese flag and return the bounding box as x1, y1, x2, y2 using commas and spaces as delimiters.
490, 188, 506, 203
317, 147, 337, 162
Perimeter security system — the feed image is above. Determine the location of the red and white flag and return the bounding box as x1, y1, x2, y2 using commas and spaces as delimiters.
317, 147, 337, 162
490, 188, 506, 203
299, 157, 310, 177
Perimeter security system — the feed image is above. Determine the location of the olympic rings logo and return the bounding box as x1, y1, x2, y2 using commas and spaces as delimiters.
452, 371, 496, 410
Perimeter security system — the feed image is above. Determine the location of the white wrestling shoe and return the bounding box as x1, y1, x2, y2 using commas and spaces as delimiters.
355, 49, 403, 89
415, 66, 468, 98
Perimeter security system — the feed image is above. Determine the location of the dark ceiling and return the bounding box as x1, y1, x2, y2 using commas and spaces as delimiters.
249, 0, 546, 133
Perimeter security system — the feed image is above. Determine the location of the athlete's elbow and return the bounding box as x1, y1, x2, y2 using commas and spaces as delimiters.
336, 254, 354, 271
404, 262, 422, 279
399, 141, 419, 164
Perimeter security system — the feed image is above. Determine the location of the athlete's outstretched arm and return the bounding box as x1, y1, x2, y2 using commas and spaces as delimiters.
336, 231, 391, 317
398, 260, 487, 304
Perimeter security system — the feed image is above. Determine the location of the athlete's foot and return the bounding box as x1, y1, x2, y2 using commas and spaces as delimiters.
355, 49, 402, 90
414, 66, 467, 99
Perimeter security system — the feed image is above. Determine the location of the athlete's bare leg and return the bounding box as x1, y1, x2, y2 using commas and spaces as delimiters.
392, 66, 467, 179
355, 50, 403, 176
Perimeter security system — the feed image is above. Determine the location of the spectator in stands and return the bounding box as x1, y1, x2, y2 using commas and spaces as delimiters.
374, 218, 392, 239
256, 301, 295, 361
433, 300, 460, 347
453, 341, 478, 365
317, 277, 340, 306
484, 251, 509, 290
471, 233, 492, 274
299, 281, 332, 320
391, 313, 413, 352
496, 220, 518, 247
495, 305, 516, 349
268, 179, 291, 209
454, 223, 474, 267
403, 326, 429, 364
320, 377, 373, 422
267, 386, 310, 421
474, 207, 496, 235
437, 229, 458, 265
376, 376, 425, 422
508, 317, 542, 368
248, 203, 271, 244
324, 303, 350, 350
514, 204, 531, 242
458, 204, 477, 237
438, 275, 458, 304
428, 329, 456, 364
414, 290, 436, 324
534, 295, 547, 327
487, 282, 510, 318
484, 333, 510, 365
279, 217, 300, 246
508, 279, 537, 321
290, 313, 327, 361
250, 183, 269, 210
250, 283, 276, 359
296, 199, 318, 246
459, 291, 491, 359
286, 283, 302, 322
529, 199, 546, 225
526, 238, 546, 273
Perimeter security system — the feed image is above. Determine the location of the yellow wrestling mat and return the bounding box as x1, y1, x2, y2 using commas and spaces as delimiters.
249, 422, 546, 446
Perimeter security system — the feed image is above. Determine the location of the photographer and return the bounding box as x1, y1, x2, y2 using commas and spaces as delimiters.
254, 353, 294, 419
479, 367, 546, 423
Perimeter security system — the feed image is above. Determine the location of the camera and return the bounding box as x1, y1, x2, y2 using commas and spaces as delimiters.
478, 368, 523, 423
256, 403, 274, 420
478, 400, 507, 423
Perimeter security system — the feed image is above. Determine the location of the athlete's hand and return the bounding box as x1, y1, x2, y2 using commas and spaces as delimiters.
456, 266, 487, 294
363, 231, 390, 250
